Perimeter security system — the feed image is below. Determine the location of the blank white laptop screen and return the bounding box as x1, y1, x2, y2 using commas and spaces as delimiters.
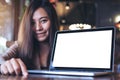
50, 27, 115, 71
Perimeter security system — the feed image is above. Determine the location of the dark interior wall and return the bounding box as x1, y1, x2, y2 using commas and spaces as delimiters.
95, 1, 120, 27
59, 1, 96, 26
59, 0, 120, 27
63, 3, 95, 25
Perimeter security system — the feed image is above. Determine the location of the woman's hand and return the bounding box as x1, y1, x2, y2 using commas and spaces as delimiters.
0, 58, 28, 76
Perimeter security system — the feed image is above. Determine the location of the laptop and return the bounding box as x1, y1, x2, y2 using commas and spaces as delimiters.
28, 27, 115, 76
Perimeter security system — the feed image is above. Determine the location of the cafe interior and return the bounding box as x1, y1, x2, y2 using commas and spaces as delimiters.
0, 0, 120, 79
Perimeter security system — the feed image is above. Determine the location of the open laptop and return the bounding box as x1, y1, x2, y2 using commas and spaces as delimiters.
28, 27, 115, 76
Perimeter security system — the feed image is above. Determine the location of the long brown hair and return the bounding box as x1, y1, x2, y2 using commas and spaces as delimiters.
17, 0, 59, 64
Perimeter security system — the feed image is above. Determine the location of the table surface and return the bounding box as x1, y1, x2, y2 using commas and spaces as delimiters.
0, 73, 120, 80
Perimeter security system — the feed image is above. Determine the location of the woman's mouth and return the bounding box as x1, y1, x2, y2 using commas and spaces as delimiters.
37, 33, 45, 37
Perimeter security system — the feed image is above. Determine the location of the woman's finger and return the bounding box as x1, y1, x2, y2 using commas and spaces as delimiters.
10, 58, 21, 75
5, 60, 15, 75
1, 64, 9, 75
17, 59, 28, 77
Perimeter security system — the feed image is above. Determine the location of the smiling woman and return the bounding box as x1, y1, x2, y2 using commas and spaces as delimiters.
0, 0, 59, 76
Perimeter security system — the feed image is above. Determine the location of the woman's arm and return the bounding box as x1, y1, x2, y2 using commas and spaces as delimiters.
0, 41, 28, 76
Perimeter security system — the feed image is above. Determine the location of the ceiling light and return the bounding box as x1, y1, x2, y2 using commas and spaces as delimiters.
65, 2, 70, 10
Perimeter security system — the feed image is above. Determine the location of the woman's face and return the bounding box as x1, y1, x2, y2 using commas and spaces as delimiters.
32, 8, 51, 42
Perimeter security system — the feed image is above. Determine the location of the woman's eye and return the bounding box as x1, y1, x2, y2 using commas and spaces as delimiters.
40, 19, 47, 24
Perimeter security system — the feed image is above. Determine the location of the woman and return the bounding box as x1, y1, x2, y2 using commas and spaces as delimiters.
0, 0, 59, 76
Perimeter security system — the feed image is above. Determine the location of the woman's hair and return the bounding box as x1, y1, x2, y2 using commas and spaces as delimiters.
17, 0, 59, 64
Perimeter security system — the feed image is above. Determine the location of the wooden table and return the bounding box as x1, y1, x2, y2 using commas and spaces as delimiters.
0, 73, 120, 80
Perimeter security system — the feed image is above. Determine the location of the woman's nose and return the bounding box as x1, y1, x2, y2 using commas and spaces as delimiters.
36, 22, 43, 30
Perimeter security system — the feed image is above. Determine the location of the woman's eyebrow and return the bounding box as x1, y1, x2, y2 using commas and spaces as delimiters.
39, 16, 49, 19
32, 16, 49, 21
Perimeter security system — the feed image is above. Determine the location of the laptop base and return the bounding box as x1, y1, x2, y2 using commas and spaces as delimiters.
28, 70, 112, 77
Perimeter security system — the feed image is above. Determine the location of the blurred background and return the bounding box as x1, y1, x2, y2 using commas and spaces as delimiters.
0, 0, 120, 63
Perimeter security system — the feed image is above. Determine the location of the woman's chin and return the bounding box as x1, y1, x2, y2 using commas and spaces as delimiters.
37, 37, 47, 42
